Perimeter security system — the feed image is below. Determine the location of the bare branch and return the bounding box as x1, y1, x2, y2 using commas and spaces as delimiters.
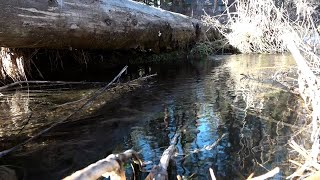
63, 150, 142, 180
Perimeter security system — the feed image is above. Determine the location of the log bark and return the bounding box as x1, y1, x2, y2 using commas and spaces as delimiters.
0, 0, 203, 51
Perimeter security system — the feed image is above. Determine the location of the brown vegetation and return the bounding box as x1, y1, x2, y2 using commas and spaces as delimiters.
202, 0, 320, 178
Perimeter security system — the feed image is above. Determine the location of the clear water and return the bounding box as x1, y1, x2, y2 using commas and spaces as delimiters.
0, 54, 305, 179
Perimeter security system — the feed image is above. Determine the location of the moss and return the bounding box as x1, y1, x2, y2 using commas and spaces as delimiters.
129, 51, 187, 64
189, 40, 239, 58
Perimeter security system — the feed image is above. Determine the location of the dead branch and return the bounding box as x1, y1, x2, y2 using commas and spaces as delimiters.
0, 80, 105, 91
209, 168, 216, 180
54, 73, 157, 108
181, 133, 227, 161
247, 167, 280, 180
145, 134, 179, 180
0, 66, 128, 158
63, 150, 143, 180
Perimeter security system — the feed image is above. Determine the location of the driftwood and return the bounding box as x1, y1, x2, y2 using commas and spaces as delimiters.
145, 134, 179, 180
63, 132, 229, 180
63, 150, 143, 180
0, 0, 209, 51
63, 134, 179, 180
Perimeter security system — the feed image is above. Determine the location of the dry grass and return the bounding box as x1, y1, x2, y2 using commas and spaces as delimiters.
0, 48, 27, 83
202, 0, 320, 179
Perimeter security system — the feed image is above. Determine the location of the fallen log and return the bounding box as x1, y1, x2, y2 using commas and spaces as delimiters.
0, 0, 208, 51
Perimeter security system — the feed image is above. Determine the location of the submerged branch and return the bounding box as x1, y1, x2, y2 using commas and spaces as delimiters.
0, 80, 106, 91
54, 73, 157, 109
145, 134, 179, 180
0, 66, 128, 158
247, 167, 280, 180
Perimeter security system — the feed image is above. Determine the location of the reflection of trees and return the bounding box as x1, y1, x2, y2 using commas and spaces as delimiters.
0, 92, 30, 138
220, 54, 303, 177
0, 89, 91, 142
125, 61, 234, 178
0, 79, 148, 146
0, 55, 306, 178
126, 57, 296, 178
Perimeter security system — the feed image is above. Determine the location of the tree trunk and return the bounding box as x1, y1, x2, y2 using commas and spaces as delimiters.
0, 0, 204, 51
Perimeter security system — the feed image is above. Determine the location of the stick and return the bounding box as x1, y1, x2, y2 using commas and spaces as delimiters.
53, 73, 157, 108
145, 134, 179, 180
248, 167, 280, 180
159, 134, 179, 170
0, 80, 106, 91
0, 66, 128, 158
209, 168, 216, 180
181, 133, 227, 160
63, 150, 142, 180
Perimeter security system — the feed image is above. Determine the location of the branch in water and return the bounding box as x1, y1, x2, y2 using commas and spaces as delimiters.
63, 149, 143, 180
0, 66, 128, 158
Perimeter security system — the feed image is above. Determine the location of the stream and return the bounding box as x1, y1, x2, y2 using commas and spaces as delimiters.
0, 54, 306, 179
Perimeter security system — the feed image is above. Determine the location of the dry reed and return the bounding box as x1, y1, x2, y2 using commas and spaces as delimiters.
202, 0, 320, 178
0, 48, 27, 83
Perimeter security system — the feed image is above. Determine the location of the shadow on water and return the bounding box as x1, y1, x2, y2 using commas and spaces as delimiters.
0, 54, 305, 179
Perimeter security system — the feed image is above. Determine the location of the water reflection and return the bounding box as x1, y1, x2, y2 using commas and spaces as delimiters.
0, 92, 30, 138
126, 54, 301, 179
0, 54, 305, 179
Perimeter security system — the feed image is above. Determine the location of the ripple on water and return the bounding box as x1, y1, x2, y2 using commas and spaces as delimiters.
0, 54, 305, 179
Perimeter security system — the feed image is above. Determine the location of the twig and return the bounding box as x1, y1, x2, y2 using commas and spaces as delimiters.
0, 80, 105, 91
209, 168, 216, 180
182, 133, 227, 160
54, 73, 157, 108
248, 167, 280, 180
0, 66, 128, 158
17, 112, 33, 135
177, 175, 182, 180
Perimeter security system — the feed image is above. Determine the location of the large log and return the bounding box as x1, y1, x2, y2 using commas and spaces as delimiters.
0, 0, 203, 51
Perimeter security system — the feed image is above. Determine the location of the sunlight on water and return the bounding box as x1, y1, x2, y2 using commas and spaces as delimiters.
0, 54, 307, 179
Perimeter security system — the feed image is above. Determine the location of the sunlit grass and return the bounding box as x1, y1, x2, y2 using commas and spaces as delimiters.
0, 47, 27, 82
202, 0, 320, 178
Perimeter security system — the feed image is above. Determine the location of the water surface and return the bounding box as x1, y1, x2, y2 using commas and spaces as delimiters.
0, 54, 305, 179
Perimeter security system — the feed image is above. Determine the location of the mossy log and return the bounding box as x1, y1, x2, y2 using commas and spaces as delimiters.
0, 0, 209, 51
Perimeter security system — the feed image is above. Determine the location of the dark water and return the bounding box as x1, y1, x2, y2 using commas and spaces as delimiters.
0, 54, 305, 179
